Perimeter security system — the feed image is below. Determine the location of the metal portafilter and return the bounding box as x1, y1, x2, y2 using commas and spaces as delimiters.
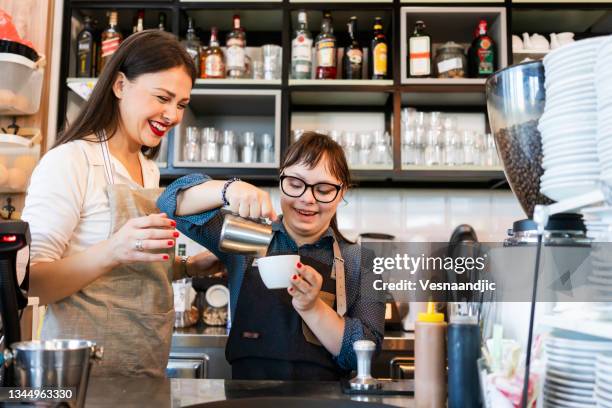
349, 340, 381, 390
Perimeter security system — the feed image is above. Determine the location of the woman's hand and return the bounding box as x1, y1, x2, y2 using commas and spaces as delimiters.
288, 262, 323, 312
225, 181, 278, 221
106, 213, 177, 267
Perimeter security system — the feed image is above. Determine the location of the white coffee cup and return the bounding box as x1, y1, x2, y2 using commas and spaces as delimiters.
512, 35, 524, 51
530, 33, 550, 51
257, 254, 300, 289
557, 32, 575, 46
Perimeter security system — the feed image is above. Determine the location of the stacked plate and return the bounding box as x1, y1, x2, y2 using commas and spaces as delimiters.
539, 37, 607, 201
543, 330, 612, 407
596, 37, 612, 184
596, 354, 612, 407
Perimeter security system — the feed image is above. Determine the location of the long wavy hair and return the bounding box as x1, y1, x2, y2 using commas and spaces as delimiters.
55, 30, 197, 159
280, 132, 353, 243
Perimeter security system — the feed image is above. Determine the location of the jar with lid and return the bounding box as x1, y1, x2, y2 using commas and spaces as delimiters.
434, 42, 467, 79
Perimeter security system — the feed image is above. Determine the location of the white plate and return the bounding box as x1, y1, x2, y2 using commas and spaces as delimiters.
548, 335, 612, 352
548, 367, 596, 382
547, 352, 597, 367
547, 359, 597, 374
542, 155, 598, 169
540, 163, 600, 176
544, 387, 596, 404
543, 395, 595, 408
545, 380, 595, 397
544, 37, 606, 64
539, 112, 597, 127
542, 146, 598, 157
546, 372, 596, 390
546, 344, 603, 360
588, 275, 612, 286
541, 182, 599, 201
596, 385, 612, 404
542, 102, 597, 116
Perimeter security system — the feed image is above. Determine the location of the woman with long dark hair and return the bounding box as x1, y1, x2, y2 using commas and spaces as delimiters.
22, 30, 216, 377
157, 132, 385, 380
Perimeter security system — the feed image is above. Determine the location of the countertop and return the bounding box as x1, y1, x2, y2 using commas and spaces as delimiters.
172, 326, 414, 352
84, 378, 414, 408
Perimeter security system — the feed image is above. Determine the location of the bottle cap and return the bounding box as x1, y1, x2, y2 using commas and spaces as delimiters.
417, 301, 444, 323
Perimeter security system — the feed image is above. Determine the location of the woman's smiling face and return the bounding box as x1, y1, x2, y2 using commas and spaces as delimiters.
280, 154, 345, 245
114, 66, 192, 149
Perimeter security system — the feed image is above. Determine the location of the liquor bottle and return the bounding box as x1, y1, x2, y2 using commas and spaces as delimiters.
468, 20, 496, 78
99, 10, 123, 74
370, 17, 387, 80
158, 12, 167, 31
409, 20, 431, 77
201, 27, 226, 79
181, 17, 202, 78
315, 12, 337, 80
291, 10, 313, 80
226, 15, 246, 79
76, 16, 96, 78
133, 10, 144, 34
342, 16, 362, 79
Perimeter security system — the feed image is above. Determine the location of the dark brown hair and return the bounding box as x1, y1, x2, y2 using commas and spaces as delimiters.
280, 132, 353, 243
55, 30, 197, 159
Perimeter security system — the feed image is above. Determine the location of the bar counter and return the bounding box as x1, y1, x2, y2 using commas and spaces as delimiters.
84, 377, 415, 407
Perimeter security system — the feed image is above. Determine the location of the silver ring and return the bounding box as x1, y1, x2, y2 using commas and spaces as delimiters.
135, 239, 144, 252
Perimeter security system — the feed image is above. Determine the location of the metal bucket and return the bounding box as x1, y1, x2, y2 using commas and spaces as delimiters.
8, 339, 103, 408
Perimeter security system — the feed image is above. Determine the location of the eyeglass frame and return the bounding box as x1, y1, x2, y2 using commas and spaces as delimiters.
279, 175, 343, 203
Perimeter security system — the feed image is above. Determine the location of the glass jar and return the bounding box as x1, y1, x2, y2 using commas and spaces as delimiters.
434, 42, 467, 79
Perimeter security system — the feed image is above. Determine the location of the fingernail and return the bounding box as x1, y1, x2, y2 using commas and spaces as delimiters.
292, 274, 298, 280
167, 240, 174, 246
173, 231, 179, 238
170, 221, 176, 227
163, 255, 169, 260
296, 262, 302, 268
289, 287, 294, 292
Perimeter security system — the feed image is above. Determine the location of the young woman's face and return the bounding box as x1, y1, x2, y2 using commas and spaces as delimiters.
280, 156, 345, 243
114, 66, 192, 148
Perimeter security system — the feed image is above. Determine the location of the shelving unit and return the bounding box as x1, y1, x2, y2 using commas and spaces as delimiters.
57, 0, 612, 186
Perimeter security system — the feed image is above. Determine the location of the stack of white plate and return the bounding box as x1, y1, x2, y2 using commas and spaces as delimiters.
596, 354, 612, 407
596, 37, 612, 185
539, 37, 607, 201
543, 331, 612, 407
581, 206, 612, 240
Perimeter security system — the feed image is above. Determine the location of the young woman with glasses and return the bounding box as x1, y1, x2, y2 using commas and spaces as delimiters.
157, 132, 384, 381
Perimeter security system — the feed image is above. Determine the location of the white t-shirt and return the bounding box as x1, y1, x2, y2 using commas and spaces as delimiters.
22, 139, 160, 264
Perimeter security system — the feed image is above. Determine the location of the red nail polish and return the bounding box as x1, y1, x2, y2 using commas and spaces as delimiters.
163, 255, 169, 260
297, 262, 302, 268
167, 240, 174, 246
292, 274, 298, 280
170, 221, 176, 227
173, 232, 180, 238
289, 288, 294, 292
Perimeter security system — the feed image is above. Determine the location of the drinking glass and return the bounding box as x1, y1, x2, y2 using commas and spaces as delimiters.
183, 126, 200, 162
262, 45, 282, 80
201, 127, 218, 162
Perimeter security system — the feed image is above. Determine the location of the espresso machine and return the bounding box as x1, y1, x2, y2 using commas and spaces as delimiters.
0, 220, 30, 387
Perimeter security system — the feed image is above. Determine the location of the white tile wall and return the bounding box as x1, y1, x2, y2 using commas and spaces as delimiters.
180, 187, 525, 255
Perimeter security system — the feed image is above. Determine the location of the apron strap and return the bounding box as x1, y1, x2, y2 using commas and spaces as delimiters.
331, 239, 347, 317
96, 130, 115, 185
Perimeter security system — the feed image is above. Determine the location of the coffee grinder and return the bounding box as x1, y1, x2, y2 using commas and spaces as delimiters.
0, 220, 30, 387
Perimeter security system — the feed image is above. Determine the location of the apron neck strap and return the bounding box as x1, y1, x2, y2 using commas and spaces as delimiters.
97, 130, 115, 185
331, 235, 347, 317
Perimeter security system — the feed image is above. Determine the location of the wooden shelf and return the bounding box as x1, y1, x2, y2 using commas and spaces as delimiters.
401, 81, 487, 107
402, 78, 486, 86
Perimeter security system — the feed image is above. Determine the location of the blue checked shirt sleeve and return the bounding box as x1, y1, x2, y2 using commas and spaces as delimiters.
156, 174, 229, 264
334, 247, 385, 371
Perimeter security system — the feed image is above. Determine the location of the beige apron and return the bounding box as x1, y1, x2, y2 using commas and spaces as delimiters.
41, 138, 174, 378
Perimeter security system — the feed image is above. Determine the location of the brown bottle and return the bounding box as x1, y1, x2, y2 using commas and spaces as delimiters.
415, 302, 447, 408
99, 11, 123, 74
201, 27, 226, 79
468, 20, 496, 78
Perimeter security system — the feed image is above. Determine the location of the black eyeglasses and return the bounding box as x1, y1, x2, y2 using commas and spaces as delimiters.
280, 175, 342, 203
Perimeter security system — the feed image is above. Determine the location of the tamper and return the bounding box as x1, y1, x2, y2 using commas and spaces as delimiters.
349, 340, 381, 390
